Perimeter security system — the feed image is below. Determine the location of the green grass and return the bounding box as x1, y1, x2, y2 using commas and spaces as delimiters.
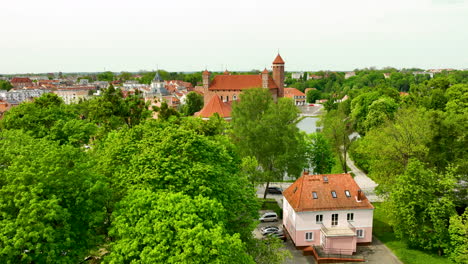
258, 198, 282, 219
373, 202, 452, 264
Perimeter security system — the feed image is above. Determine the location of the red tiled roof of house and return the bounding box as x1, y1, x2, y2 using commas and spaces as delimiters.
283, 173, 374, 212
284, 88, 305, 98
11, 77, 32, 83
399, 92, 409, 96
196, 94, 232, 118
208, 75, 278, 91
273, 54, 285, 64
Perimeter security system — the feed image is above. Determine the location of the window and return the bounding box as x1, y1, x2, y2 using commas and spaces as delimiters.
312, 192, 318, 199
226, 96, 229, 101
323, 176, 328, 183
316, 214, 323, 224
347, 213, 354, 221
331, 214, 338, 226
356, 229, 365, 238
233, 95, 237, 100
305, 232, 314, 241
331, 191, 337, 198
345, 190, 351, 197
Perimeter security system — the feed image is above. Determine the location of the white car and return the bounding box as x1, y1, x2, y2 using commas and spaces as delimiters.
259, 212, 278, 222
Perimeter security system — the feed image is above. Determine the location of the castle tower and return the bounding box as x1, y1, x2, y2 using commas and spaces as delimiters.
202, 70, 211, 89
261, 68, 269, 88
272, 54, 285, 97
151, 71, 169, 95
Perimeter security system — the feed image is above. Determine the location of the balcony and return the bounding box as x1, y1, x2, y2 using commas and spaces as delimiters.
320, 222, 356, 237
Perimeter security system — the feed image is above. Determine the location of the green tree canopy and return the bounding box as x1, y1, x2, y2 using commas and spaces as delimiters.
105, 190, 254, 264
181, 91, 204, 116
231, 88, 306, 198
388, 159, 456, 255
0, 130, 108, 263
97, 71, 114, 81
304, 132, 335, 174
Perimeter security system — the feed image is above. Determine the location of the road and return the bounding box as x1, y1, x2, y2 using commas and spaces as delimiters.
346, 155, 383, 202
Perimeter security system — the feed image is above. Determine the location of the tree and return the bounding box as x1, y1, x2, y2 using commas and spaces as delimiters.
362, 96, 398, 131
304, 132, 335, 174
246, 237, 291, 264
118, 71, 132, 81
1, 93, 97, 146
352, 107, 433, 191
93, 119, 259, 240
448, 209, 468, 263
97, 71, 114, 82
154, 100, 180, 120
0, 80, 13, 91
321, 109, 351, 173
0, 130, 108, 263
306, 89, 321, 103
106, 190, 254, 263
231, 88, 306, 199
388, 159, 456, 255
181, 91, 204, 116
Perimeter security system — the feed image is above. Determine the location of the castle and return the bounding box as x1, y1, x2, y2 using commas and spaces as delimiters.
195, 54, 285, 106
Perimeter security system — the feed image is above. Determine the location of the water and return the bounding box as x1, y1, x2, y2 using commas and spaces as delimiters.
297, 117, 321, 134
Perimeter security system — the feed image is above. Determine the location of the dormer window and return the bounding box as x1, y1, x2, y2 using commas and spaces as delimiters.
345, 190, 351, 197
331, 191, 337, 198
323, 176, 328, 183
312, 192, 318, 199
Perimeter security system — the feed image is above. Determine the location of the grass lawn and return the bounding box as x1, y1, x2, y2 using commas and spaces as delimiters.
373, 202, 452, 264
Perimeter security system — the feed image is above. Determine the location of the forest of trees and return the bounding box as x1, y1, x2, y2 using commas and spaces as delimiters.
319, 70, 468, 262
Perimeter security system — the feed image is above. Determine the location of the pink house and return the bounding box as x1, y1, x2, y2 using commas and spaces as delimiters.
283, 172, 374, 255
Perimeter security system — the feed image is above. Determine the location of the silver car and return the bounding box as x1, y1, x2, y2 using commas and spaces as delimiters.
259, 212, 278, 222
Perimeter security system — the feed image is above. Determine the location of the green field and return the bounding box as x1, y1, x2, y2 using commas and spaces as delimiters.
373, 202, 452, 264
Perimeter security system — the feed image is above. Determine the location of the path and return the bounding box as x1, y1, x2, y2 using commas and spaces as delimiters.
346, 155, 383, 202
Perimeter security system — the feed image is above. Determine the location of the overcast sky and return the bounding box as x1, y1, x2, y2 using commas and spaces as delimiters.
1, 0, 467, 74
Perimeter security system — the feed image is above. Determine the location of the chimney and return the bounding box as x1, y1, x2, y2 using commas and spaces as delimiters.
357, 190, 362, 202
303, 169, 309, 176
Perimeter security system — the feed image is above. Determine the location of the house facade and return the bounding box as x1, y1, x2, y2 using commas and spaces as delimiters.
283, 172, 374, 255
284, 88, 306, 105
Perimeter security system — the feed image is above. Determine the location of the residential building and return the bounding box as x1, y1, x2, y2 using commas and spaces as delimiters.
54, 89, 90, 104
284, 88, 306, 105
0, 99, 20, 118
10, 77, 33, 89
283, 172, 374, 255
413, 71, 434, 78
292, 72, 304, 80
1, 89, 49, 103
344, 72, 356, 79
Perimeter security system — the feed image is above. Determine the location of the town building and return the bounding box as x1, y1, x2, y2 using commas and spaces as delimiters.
0, 89, 49, 103
195, 94, 232, 120
54, 89, 90, 104
292, 72, 304, 80
0, 99, 20, 118
284, 88, 306, 105
10, 77, 33, 89
283, 172, 374, 255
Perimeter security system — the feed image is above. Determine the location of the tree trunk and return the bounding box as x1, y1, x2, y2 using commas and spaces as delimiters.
263, 181, 270, 199
343, 150, 348, 173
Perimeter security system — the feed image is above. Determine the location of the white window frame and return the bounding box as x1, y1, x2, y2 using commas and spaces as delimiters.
331, 213, 338, 226
305, 232, 314, 241
356, 229, 365, 238
347, 213, 354, 222
316, 214, 323, 224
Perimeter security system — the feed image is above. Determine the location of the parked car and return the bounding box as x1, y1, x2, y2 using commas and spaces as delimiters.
265, 231, 287, 241
259, 212, 278, 222
260, 226, 280, 235
267, 187, 282, 194
309, 103, 315, 106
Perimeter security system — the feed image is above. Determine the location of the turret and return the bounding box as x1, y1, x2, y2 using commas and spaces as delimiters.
202, 70, 211, 89
272, 54, 285, 97
261, 68, 269, 88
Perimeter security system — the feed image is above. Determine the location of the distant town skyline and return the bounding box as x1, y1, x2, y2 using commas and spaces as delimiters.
1, 0, 467, 74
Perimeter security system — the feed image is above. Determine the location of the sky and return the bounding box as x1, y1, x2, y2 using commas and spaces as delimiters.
1, 0, 467, 74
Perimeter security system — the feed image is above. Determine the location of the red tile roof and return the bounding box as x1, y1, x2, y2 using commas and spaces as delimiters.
284, 88, 305, 98
196, 94, 232, 118
11, 77, 32, 83
283, 173, 374, 212
208, 75, 277, 91
273, 54, 285, 64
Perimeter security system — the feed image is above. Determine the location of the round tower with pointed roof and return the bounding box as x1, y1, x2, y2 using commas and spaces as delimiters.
202, 69, 211, 89
272, 54, 285, 97
261, 68, 269, 88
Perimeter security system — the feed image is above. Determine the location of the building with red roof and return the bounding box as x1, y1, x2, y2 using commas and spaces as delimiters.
195, 94, 232, 120
10, 77, 33, 89
284, 88, 306, 105
196, 54, 285, 111
283, 172, 374, 255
